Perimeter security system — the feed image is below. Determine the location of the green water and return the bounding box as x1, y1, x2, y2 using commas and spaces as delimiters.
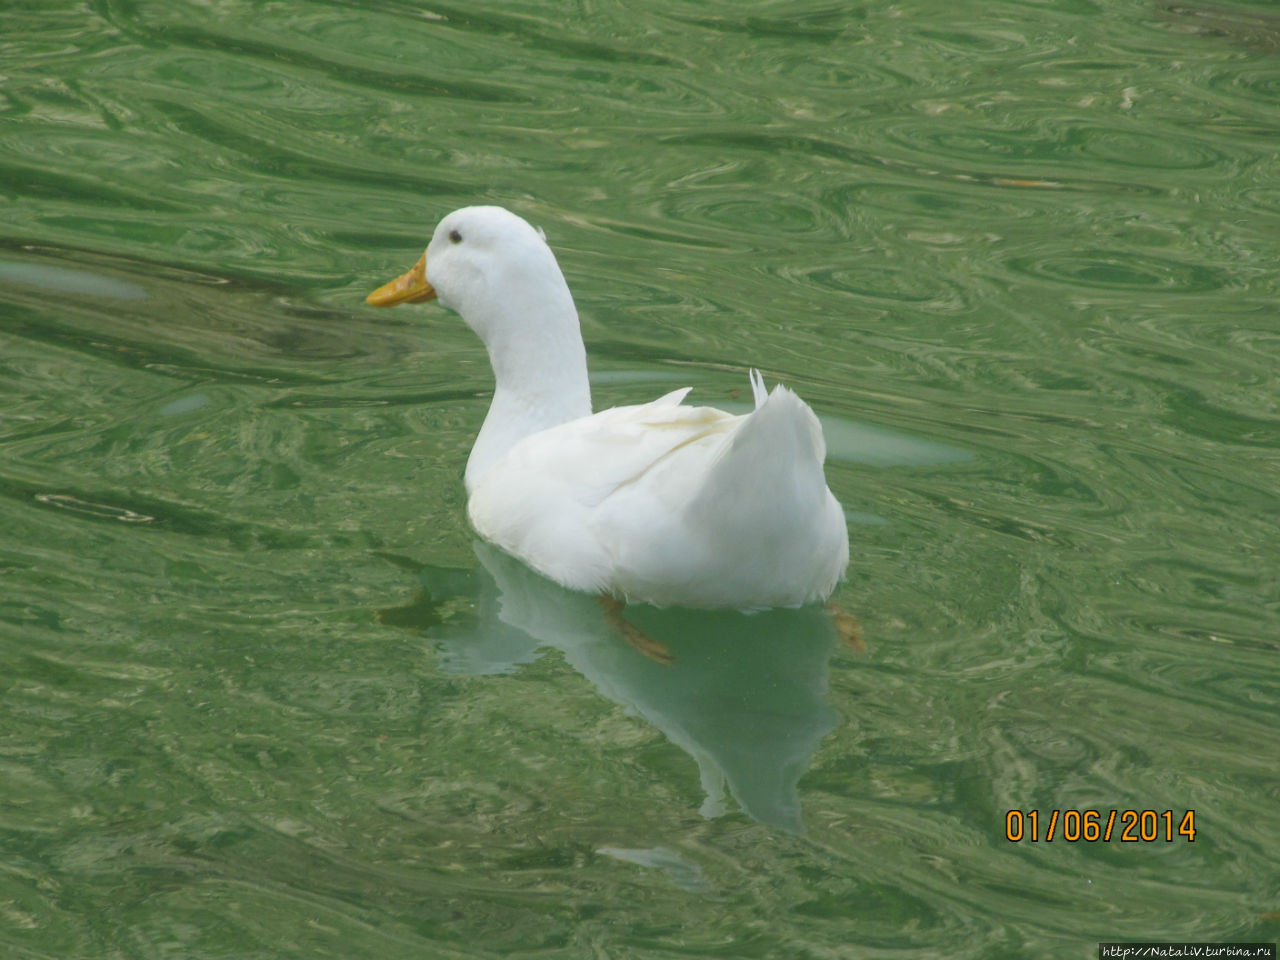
3, 0, 1279, 956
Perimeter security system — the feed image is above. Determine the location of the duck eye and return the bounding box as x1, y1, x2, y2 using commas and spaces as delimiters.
449, 229, 462, 244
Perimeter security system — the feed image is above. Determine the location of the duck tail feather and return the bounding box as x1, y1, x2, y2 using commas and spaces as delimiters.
749, 368, 768, 409
696, 383, 828, 519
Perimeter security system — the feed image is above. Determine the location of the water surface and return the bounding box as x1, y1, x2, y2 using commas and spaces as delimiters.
2, 1, 1278, 957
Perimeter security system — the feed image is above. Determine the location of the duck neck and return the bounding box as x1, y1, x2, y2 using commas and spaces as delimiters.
464, 301, 592, 491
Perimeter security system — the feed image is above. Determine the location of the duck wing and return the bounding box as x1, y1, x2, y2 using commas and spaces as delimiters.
468, 375, 847, 609
466, 387, 742, 589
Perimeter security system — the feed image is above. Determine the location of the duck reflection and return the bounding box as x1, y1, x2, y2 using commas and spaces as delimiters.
380, 542, 846, 834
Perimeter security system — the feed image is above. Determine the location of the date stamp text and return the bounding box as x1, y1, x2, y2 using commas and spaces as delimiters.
1005, 809, 1196, 843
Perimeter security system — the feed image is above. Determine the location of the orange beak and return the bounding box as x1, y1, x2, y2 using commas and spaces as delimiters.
365, 253, 437, 307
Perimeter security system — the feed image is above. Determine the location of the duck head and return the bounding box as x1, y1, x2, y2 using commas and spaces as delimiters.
365, 204, 592, 489
366, 205, 577, 351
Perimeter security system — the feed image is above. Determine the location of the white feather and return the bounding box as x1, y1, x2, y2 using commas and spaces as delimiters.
384, 205, 849, 610
749, 367, 767, 408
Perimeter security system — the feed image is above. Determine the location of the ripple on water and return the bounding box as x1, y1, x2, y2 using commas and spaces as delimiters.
1073, 125, 1233, 170
875, 112, 1234, 178
786, 261, 971, 310
1239, 185, 1280, 217
1211, 61, 1280, 106
822, 179, 1053, 231
680, 196, 829, 236
1005, 247, 1229, 293
653, 187, 847, 245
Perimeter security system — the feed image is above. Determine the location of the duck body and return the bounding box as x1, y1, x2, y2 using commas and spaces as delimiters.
368, 205, 849, 611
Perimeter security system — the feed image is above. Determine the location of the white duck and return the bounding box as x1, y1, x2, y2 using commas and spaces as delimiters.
367, 205, 848, 611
